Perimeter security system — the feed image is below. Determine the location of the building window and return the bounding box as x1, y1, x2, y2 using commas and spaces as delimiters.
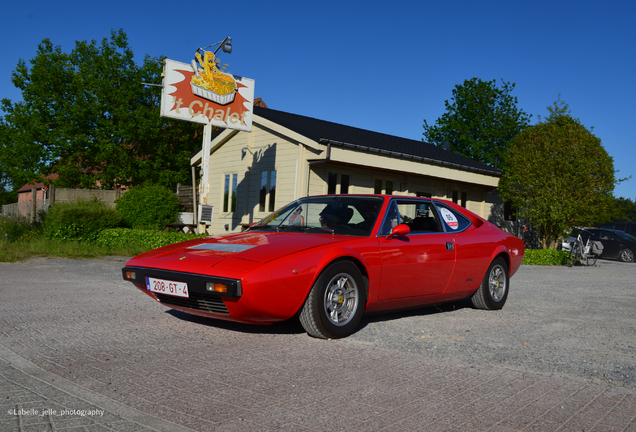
259, 170, 277, 212
231, 173, 238, 212
328, 172, 350, 194
223, 173, 238, 213
327, 172, 338, 194
341, 174, 350, 194
374, 179, 383, 194
374, 179, 394, 195
451, 190, 467, 208
223, 175, 230, 212
269, 171, 276, 212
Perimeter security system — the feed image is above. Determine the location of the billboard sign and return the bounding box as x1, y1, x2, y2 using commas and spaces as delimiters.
160, 55, 255, 132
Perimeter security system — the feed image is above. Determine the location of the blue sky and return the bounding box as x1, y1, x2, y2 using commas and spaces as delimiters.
2, 0, 634, 200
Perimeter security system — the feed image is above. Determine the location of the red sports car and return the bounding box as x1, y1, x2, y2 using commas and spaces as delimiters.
122, 195, 524, 339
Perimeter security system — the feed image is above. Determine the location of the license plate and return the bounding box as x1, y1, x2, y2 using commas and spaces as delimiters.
146, 277, 189, 298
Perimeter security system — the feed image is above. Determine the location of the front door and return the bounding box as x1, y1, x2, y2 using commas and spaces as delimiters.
378, 200, 456, 300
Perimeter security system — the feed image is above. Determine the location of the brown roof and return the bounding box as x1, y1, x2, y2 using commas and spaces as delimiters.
253, 97, 268, 108
17, 174, 59, 193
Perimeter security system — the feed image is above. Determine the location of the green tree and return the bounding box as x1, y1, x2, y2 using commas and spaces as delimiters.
0, 29, 201, 190
423, 78, 531, 169
610, 197, 636, 222
499, 99, 616, 248
0, 114, 43, 198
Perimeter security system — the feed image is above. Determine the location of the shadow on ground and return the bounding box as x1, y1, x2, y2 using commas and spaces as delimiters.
165, 297, 476, 338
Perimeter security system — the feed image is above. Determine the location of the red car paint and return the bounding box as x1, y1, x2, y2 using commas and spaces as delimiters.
123, 195, 524, 333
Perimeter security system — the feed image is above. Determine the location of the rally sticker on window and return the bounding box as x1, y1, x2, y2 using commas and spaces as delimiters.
440, 208, 459, 230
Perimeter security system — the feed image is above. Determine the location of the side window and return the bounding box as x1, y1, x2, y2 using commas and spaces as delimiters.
380, 200, 442, 235
398, 201, 441, 233
380, 201, 399, 235
408, 202, 441, 233
436, 204, 471, 232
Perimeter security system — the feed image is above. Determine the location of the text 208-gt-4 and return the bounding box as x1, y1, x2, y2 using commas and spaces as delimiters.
122, 195, 524, 339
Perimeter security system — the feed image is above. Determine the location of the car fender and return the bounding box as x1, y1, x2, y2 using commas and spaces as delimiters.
488, 242, 523, 278
310, 245, 376, 300
235, 243, 373, 321
490, 244, 510, 265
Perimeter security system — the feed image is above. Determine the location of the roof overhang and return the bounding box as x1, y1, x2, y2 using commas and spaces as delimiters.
190, 114, 326, 166
253, 115, 324, 152
317, 139, 500, 188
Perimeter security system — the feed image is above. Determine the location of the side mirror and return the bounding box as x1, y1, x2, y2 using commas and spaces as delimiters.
387, 224, 410, 238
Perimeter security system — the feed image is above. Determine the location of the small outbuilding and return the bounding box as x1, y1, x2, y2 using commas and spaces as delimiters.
191, 105, 505, 234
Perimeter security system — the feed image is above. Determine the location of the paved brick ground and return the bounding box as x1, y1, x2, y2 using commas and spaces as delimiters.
1, 346, 192, 432
0, 257, 635, 431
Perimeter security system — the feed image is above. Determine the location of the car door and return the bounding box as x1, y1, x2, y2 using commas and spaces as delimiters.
597, 230, 620, 258
378, 200, 456, 300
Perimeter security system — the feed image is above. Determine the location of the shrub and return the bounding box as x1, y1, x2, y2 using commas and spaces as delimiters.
0, 215, 41, 242
43, 198, 121, 242
522, 249, 570, 266
116, 183, 182, 229
96, 228, 205, 254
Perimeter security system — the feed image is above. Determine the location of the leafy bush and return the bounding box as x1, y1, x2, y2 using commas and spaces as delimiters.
116, 183, 182, 229
0, 215, 41, 242
96, 228, 204, 253
43, 198, 121, 242
522, 249, 570, 266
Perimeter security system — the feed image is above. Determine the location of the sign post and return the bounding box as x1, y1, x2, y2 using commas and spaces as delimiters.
198, 123, 213, 230
159, 42, 254, 234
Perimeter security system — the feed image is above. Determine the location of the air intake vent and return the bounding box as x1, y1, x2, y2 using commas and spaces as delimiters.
154, 292, 229, 315
199, 205, 214, 224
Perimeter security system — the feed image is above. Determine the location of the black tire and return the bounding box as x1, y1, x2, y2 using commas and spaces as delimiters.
589, 254, 598, 266
471, 257, 509, 310
567, 244, 581, 267
567, 248, 576, 267
619, 248, 634, 263
299, 261, 366, 339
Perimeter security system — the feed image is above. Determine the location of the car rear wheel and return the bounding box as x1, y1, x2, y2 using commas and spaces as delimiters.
471, 257, 509, 310
619, 248, 634, 263
299, 261, 366, 339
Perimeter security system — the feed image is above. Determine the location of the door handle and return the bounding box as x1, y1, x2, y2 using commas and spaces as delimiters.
446, 242, 454, 250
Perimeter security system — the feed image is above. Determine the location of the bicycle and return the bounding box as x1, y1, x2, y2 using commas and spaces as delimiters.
566, 230, 599, 267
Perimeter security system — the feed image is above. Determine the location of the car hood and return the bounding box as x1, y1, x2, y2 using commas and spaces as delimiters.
126, 231, 352, 272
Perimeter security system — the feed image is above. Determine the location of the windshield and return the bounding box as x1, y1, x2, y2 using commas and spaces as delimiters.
249, 195, 384, 237
615, 230, 636, 242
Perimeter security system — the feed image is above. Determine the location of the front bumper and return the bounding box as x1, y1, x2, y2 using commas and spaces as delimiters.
122, 266, 242, 316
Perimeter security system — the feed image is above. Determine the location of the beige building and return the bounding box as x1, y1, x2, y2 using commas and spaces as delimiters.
191, 105, 505, 235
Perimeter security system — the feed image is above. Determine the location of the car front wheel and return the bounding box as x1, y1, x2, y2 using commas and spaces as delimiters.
619, 248, 634, 263
299, 261, 366, 339
471, 257, 509, 310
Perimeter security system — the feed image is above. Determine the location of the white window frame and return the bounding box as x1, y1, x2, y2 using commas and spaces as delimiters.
258, 169, 277, 214
222, 172, 239, 214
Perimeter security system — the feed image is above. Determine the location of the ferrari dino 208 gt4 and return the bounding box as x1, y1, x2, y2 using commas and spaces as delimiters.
122, 195, 524, 339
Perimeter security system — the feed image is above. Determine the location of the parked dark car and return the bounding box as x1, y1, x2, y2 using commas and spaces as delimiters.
578, 228, 636, 263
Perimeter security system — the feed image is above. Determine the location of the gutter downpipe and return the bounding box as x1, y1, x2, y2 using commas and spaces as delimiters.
308, 141, 331, 166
